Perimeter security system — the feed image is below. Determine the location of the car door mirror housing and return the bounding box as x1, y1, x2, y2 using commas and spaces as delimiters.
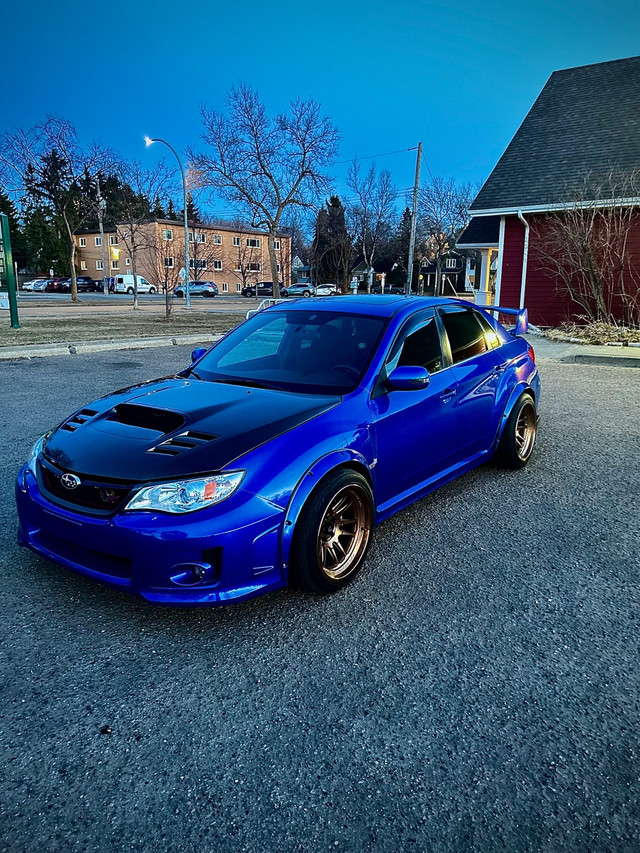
387, 365, 431, 390
191, 347, 206, 363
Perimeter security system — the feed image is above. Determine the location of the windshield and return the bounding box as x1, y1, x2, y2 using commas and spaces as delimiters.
192, 309, 387, 394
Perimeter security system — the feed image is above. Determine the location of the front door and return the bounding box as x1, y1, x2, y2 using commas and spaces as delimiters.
370, 310, 459, 510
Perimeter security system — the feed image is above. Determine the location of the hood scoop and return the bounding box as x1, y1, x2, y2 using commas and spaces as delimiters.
149, 430, 218, 456
61, 408, 98, 432
108, 403, 185, 435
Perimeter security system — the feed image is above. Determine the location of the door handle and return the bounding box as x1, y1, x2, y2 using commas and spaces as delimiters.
440, 387, 457, 403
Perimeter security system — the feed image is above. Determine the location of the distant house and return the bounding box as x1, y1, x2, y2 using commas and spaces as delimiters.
457, 56, 640, 325
419, 252, 467, 295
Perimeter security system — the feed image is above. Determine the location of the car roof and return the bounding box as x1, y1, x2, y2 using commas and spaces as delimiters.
269, 295, 468, 319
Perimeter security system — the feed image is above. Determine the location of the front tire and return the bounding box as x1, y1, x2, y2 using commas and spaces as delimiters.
290, 469, 374, 593
149, 287, 156, 294
496, 394, 537, 469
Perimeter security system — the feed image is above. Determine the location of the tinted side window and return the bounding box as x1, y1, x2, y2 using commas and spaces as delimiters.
474, 311, 502, 349
397, 316, 444, 373
440, 310, 488, 364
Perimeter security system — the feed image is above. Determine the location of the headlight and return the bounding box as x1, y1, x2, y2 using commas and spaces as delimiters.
28, 435, 45, 476
124, 471, 245, 514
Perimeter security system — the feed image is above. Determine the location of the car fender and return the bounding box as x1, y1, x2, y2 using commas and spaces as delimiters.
495, 382, 536, 447
280, 448, 372, 572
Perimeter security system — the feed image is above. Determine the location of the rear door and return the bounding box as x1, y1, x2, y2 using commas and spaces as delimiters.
370, 310, 459, 509
437, 306, 506, 460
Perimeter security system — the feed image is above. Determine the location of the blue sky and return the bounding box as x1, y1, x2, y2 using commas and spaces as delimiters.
4, 0, 638, 216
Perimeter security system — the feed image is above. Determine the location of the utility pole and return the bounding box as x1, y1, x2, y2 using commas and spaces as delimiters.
96, 177, 108, 295
405, 142, 422, 297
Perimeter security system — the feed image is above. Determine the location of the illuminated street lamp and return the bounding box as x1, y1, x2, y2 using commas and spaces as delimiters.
144, 136, 191, 308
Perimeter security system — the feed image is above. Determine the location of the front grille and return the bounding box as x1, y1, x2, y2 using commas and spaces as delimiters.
38, 458, 134, 514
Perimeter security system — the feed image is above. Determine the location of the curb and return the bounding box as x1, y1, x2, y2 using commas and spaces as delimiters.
544, 333, 640, 347
0, 333, 223, 361
560, 353, 640, 368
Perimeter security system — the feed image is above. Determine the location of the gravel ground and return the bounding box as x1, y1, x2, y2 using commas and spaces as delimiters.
1, 349, 639, 852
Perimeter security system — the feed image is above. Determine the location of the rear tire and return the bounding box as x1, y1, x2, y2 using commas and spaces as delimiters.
290, 469, 374, 594
126, 287, 134, 294
496, 394, 537, 469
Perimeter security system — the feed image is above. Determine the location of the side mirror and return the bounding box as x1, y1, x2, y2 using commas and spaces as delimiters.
387, 365, 431, 391
191, 347, 206, 363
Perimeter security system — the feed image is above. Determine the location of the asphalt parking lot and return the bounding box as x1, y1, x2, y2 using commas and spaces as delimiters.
1, 349, 639, 852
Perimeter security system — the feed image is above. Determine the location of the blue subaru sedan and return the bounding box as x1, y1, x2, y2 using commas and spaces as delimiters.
16, 297, 540, 605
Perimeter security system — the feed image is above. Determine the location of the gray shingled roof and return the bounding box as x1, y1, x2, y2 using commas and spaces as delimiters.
456, 215, 500, 247
470, 56, 640, 212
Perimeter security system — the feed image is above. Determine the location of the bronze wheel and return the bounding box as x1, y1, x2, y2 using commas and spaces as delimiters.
316, 484, 372, 581
291, 469, 374, 593
496, 394, 537, 469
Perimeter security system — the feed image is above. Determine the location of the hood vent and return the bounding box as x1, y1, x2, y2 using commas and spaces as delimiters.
108, 403, 185, 435
61, 408, 98, 432
149, 430, 217, 456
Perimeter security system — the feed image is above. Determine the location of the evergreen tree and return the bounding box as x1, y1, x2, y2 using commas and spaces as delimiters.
312, 196, 353, 289
167, 199, 177, 220
152, 195, 166, 219
181, 192, 200, 223
0, 188, 27, 268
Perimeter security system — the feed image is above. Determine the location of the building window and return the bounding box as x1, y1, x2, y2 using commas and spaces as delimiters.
96, 260, 103, 271
80, 261, 87, 270
79, 237, 86, 247
249, 262, 261, 272
233, 263, 242, 272
111, 259, 119, 270
222, 282, 229, 292
445, 258, 457, 269
125, 257, 130, 266
189, 232, 206, 243
213, 260, 222, 271
190, 259, 207, 270
95, 236, 102, 247
162, 229, 173, 241
276, 263, 281, 273
274, 239, 280, 250
235, 282, 242, 292
164, 257, 174, 268
233, 236, 241, 247
246, 238, 261, 248
213, 234, 222, 245
109, 235, 118, 245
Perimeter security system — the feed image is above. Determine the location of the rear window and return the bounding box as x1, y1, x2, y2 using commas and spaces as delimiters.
440, 309, 488, 364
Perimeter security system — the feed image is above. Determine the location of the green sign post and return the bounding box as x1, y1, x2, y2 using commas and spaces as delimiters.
0, 212, 20, 329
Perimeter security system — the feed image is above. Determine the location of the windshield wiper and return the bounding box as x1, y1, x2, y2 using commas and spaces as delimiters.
212, 377, 274, 390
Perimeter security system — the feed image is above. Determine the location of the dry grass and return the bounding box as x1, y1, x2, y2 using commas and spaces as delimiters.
546, 322, 640, 345
0, 312, 246, 347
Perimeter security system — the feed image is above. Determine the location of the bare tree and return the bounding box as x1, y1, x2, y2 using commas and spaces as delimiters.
191, 84, 339, 297
346, 163, 396, 292
531, 171, 640, 326
116, 160, 174, 310
420, 176, 477, 296
144, 227, 183, 318
0, 116, 112, 301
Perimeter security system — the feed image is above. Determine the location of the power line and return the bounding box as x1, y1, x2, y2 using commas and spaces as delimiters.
333, 146, 419, 166
421, 151, 435, 183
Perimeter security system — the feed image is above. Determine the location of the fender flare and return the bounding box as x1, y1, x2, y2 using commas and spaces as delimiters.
495, 383, 535, 447
280, 449, 372, 572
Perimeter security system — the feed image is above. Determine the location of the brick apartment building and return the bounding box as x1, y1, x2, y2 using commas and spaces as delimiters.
74, 220, 291, 293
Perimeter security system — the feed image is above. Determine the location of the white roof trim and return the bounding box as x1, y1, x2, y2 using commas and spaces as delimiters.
469, 196, 640, 216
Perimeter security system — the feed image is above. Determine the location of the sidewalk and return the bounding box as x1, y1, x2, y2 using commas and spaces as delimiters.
526, 333, 640, 367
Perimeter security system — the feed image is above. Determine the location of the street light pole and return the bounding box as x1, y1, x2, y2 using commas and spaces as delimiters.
145, 136, 191, 309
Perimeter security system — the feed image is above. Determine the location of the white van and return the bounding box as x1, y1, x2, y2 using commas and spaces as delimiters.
112, 274, 157, 294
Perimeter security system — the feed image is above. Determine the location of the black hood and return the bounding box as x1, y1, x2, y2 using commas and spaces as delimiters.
43, 376, 339, 482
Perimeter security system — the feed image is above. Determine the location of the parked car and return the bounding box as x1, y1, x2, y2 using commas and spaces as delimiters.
372, 282, 404, 295
21, 278, 47, 291
281, 284, 314, 298
315, 283, 341, 296
32, 279, 51, 292
174, 281, 219, 298
16, 297, 539, 606
45, 278, 71, 293
241, 281, 280, 297
75, 275, 102, 293
112, 274, 157, 294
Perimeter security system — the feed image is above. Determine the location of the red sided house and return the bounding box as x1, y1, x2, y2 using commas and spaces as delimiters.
458, 56, 640, 326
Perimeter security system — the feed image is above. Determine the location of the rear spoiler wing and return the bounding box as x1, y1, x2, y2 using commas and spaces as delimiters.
483, 305, 528, 336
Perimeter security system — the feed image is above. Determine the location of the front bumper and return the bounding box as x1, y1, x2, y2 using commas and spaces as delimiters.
16, 466, 286, 606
